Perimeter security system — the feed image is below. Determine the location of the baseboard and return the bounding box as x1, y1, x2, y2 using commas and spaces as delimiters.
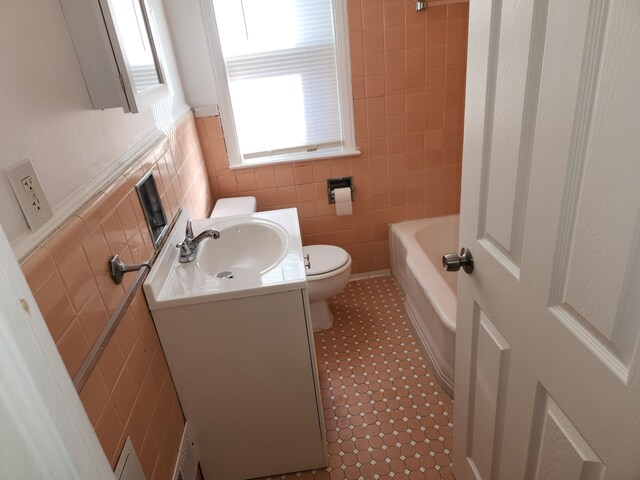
349, 269, 391, 281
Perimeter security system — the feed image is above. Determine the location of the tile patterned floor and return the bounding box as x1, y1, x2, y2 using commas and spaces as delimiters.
266, 276, 455, 480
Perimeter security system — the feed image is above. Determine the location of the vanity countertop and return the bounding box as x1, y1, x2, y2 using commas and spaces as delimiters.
144, 208, 307, 310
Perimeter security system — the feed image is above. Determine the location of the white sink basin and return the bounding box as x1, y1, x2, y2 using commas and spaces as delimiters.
196, 218, 289, 278
143, 209, 307, 309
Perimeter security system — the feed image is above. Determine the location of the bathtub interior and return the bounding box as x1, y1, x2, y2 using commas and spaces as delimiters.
415, 218, 459, 294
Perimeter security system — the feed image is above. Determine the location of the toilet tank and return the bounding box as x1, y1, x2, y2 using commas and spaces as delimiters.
210, 196, 257, 218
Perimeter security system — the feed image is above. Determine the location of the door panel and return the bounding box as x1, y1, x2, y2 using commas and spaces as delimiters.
529, 395, 604, 480
467, 307, 511, 480
482, 0, 544, 267
524, 0, 640, 368
521, 0, 596, 298
455, 0, 640, 479
548, 0, 640, 364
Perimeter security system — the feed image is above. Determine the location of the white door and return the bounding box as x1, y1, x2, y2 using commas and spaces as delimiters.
0, 224, 115, 479
453, 1, 640, 479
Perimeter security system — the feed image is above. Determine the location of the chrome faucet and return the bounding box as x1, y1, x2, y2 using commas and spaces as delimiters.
176, 219, 220, 263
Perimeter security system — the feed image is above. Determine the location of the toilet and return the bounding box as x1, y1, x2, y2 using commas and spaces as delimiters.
303, 245, 352, 331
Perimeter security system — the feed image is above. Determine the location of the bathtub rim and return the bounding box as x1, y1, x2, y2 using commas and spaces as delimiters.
390, 216, 457, 333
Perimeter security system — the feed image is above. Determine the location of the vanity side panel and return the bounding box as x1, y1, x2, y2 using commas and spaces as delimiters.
151, 289, 326, 479
300, 288, 329, 462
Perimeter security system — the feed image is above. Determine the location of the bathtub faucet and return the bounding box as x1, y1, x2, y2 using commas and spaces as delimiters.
176, 218, 220, 263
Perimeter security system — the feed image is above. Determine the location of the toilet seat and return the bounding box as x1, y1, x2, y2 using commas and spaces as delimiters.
304, 245, 351, 280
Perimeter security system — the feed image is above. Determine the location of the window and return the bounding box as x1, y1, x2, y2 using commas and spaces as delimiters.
208, 0, 358, 167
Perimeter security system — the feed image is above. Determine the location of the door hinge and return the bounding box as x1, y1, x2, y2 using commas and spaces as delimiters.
118, 73, 126, 92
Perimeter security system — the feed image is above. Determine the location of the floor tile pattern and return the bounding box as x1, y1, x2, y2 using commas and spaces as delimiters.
265, 276, 454, 480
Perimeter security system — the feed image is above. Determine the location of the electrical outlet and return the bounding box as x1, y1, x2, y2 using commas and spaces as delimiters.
21, 176, 41, 212
6, 159, 53, 231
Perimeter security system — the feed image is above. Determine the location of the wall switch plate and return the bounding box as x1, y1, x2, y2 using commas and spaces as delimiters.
114, 437, 146, 480
6, 159, 53, 231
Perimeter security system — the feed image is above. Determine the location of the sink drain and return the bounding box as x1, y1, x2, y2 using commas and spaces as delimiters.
216, 271, 234, 279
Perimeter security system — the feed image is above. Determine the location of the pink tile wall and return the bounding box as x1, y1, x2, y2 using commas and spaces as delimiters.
197, 1, 468, 274
20, 112, 213, 480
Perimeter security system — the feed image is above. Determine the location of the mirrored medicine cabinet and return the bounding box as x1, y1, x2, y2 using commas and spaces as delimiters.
59, 0, 168, 113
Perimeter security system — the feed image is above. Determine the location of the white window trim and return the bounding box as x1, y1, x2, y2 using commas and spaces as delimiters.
332, 0, 358, 161
199, 0, 359, 168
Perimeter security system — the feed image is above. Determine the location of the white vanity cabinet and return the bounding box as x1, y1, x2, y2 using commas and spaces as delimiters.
143, 209, 327, 479
151, 287, 327, 479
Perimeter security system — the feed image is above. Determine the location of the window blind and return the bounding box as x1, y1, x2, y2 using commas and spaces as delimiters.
212, 0, 343, 160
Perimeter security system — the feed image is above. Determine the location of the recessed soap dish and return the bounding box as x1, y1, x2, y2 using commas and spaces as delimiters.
135, 170, 168, 249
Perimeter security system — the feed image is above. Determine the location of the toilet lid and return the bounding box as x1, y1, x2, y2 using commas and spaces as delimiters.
303, 245, 350, 276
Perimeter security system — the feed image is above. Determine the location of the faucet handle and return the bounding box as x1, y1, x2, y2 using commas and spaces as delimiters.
185, 218, 194, 240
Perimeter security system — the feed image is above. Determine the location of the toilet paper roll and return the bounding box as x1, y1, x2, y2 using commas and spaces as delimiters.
334, 187, 353, 216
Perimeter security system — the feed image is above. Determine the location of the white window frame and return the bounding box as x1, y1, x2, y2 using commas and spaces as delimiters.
199, 0, 359, 168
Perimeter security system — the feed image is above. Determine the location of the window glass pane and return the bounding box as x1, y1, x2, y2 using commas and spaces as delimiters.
213, 0, 343, 159
214, 0, 334, 56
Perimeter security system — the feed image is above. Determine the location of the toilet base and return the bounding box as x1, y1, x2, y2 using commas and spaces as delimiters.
310, 300, 334, 331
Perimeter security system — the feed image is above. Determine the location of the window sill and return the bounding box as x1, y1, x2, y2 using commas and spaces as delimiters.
229, 148, 361, 170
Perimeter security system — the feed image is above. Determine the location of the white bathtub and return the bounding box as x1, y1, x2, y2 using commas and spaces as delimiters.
390, 215, 458, 396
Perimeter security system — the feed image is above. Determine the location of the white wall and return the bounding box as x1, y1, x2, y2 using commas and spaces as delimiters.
0, 0, 189, 257
162, 0, 220, 115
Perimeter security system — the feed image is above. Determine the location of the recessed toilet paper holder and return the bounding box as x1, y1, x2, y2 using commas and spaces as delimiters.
327, 177, 354, 204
